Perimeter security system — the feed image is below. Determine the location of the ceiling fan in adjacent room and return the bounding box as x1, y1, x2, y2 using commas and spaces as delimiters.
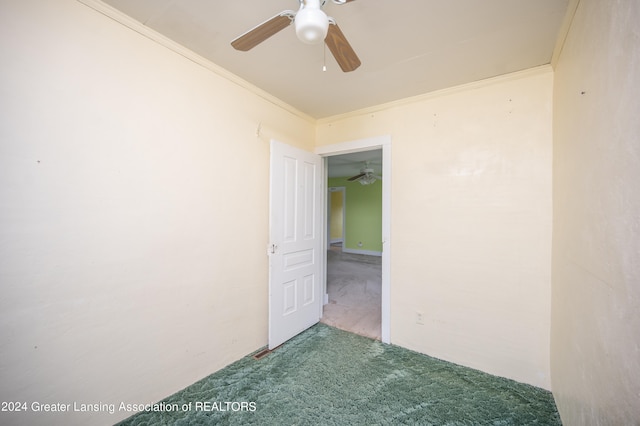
348, 162, 382, 185
230, 0, 361, 72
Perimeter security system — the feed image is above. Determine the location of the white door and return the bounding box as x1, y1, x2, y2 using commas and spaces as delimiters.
268, 140, 322, 349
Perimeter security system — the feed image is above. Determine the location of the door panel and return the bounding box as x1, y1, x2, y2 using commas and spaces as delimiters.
269, 140, 322, 349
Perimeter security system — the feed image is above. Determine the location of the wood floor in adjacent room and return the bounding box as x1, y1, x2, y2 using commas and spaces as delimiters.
321, 244, 382, 340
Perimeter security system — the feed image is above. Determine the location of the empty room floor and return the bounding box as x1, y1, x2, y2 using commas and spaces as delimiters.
321, 245, 382, 340
118, 323, 561, 425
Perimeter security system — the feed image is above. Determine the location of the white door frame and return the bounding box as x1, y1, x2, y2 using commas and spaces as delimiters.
315, 135, 391, 344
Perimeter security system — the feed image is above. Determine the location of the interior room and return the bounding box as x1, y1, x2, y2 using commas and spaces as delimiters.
1, 0, 638, 424
321, 150, 383, 340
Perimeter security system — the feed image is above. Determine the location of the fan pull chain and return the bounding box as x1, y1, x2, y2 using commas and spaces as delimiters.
323, 43, 327, 71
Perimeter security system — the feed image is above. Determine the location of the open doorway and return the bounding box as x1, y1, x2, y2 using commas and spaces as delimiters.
320, 149, 383, 340
316, 136, 391, 343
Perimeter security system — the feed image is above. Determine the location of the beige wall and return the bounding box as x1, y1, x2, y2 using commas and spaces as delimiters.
318, 68, 554, 389
551, 0, 640, 423
9, 0, 638, 424
0, 1, 314, 425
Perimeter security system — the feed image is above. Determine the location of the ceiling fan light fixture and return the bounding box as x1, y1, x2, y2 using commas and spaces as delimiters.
231, 0, 360, 72
295, 6, 329, 45
358, 174, 377, 185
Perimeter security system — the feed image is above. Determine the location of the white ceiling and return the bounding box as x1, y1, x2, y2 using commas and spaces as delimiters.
99, 0, 569, 120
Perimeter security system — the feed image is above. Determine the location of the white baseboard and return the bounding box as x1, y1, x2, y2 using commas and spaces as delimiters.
342, 248, 382, 257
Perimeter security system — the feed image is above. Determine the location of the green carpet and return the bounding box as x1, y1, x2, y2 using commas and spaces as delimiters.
117, 324, 561, 425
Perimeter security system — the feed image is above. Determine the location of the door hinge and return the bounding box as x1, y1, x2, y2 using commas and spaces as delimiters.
268, 243, 278, 254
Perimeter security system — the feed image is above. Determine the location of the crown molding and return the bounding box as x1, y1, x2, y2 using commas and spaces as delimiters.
76, 0, 315, 124
318, 65, 553, 124
551, 0, 581, 68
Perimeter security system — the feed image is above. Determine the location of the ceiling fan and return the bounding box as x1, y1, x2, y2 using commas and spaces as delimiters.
348, 162, 382, 185
230, 0, 361, 72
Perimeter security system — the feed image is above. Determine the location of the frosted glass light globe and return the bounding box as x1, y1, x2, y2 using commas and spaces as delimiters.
295, 7, 329, 45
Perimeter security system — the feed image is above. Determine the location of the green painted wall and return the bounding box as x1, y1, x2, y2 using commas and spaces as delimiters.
328, 177, 382, 253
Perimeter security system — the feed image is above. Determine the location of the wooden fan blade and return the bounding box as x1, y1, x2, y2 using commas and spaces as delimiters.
325, 22, 361, 72
348, 172, 366, 182
231, 12, 294, 51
